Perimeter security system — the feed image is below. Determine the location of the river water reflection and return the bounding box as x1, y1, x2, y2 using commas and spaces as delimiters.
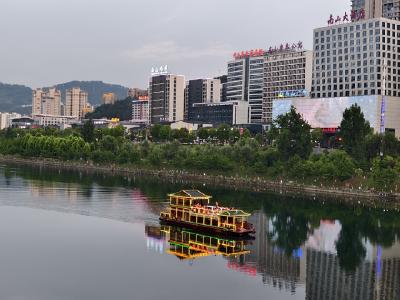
0, 164, 399, 300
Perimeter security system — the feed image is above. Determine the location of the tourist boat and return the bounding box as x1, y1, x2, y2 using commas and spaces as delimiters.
160, 225, 251, 260
159, 190, 255, 236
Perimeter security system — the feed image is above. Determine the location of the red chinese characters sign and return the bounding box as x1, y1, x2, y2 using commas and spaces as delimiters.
327, 9, 365, 25
233, 49, 265, 59
233, 42, 303, 59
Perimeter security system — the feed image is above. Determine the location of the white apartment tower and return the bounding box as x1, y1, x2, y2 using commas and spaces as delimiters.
311, 18, 400, 99
32, 88, 61, 116
148, 74, 185, 124
65, 88, 89, 119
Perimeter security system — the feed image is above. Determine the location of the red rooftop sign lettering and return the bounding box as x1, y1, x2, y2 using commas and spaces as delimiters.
233, 49, 265, 59
327, 9, 365, 25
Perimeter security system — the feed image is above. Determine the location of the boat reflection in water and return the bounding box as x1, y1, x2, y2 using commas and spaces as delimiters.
145, 224, 252, 262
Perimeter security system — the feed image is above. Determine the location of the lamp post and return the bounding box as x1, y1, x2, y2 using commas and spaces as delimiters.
380, 59, 387, 161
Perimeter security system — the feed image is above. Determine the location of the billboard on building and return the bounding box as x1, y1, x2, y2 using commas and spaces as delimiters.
272, 96, 379, 129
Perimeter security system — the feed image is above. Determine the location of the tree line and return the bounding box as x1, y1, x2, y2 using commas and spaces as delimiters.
0, 104, 400, 192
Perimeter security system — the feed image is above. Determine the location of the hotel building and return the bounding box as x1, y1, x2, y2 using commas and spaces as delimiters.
263, 49, 313, 123
311, 18, 400, 99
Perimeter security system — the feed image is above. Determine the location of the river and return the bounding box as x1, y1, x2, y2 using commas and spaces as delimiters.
0, 164, 398, 300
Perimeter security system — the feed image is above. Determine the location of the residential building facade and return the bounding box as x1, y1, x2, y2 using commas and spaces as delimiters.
263, 50, 313, 124
0, 112, 22, 129
131, 99, 150, 124
32, 88, 61, 116
65, 88, 89, 119
148, 74, 185, 124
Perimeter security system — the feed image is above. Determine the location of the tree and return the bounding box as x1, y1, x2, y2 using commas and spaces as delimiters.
216, 124, 230, 144
339, 104, 371, 162
275, 106, 312, 160
371, 156, 398, 192
197, 128, 209, 141
311, 128, 323, 147
81, 119, 95, 143
150, 124, 162, 141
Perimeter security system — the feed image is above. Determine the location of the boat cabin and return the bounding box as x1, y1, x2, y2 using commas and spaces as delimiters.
168, 190, 211, 207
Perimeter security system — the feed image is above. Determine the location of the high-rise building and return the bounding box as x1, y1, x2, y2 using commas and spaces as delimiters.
186, 78, 221, 122
32, 88, 61, 116
352, 0, 400, 20
263, 49, 313, 123
102, 93, 117, 105
132, 99, 150, 124
65, 88, 89, 119
311, 18, 400, 99
148, 74, 185, 124
227, 50, 265, 123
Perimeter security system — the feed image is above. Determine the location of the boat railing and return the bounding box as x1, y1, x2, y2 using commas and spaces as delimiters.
221, 223, 236, 231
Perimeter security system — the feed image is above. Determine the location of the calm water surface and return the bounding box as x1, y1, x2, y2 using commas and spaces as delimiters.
0, 164, 399, 300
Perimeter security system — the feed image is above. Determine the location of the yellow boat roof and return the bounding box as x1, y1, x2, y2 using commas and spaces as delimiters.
169, 190, 211, 199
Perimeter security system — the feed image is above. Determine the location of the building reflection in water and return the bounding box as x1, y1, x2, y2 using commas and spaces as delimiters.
145, 211, 400, 299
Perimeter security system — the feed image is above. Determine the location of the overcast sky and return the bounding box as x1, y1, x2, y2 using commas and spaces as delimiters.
0, 0, 350, 89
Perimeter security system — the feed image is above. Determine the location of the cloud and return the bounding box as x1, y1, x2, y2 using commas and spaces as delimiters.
122, 41, 233, 62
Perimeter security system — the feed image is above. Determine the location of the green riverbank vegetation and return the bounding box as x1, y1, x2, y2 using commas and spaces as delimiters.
1, 105, 400, 192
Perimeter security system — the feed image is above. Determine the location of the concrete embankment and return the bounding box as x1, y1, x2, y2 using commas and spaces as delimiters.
0, 155, 399, 209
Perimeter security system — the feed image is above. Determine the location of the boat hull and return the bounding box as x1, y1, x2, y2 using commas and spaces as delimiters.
159, 216, 255, 238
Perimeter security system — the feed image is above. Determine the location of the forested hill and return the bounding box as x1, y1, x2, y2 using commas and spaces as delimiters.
0, 83, 32, 114
0, 81, 129, 114
85, 98, 132, 120
53, 81, 129, 106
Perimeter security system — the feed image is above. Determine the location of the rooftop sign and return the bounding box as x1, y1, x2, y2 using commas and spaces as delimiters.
327, 9, 365, 26
233, 49, 265, 59
267, 41, 303, 55
151, 65, 169, 76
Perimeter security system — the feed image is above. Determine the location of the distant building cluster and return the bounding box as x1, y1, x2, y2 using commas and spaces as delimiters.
2, 0, 397, 137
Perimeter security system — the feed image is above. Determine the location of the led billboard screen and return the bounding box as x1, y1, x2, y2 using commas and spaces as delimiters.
272, 96, 379, 129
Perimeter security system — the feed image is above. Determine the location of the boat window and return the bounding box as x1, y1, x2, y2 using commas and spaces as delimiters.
190, 215, 196, 222
171, 198, 176, 205
212, 219, 218, 226
198, 216, 204, 224
178, 199, 183, 206
228, 217, 233, 224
